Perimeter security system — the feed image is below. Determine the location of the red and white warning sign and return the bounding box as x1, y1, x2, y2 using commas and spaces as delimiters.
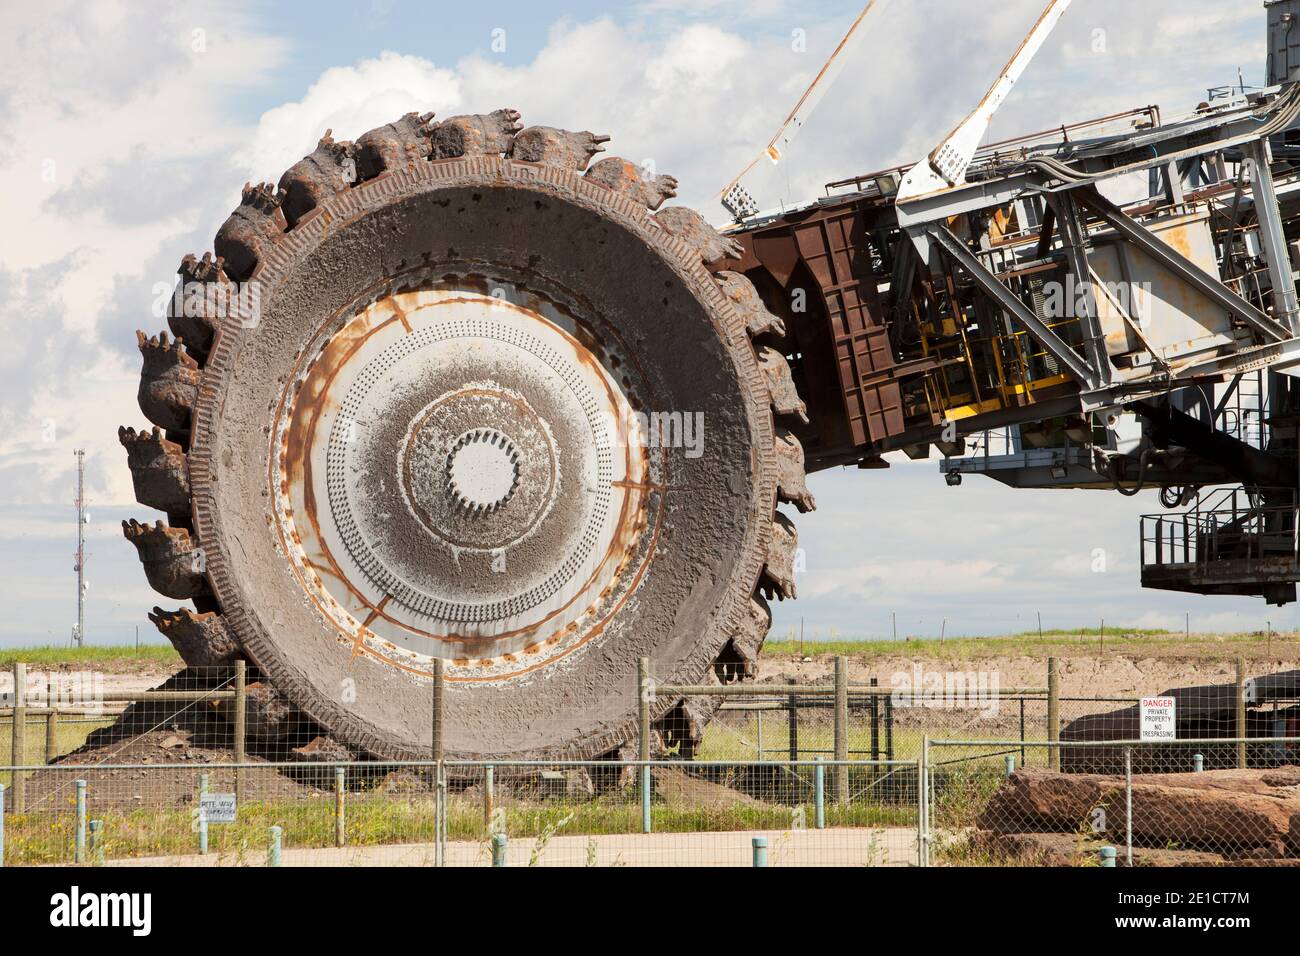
1140, 697, 1176, 741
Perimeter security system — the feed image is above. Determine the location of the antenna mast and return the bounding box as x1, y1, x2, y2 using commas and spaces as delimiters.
73, 448, 87, 648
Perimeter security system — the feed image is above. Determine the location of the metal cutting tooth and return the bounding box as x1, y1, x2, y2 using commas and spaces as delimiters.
508, 126, 610, 171
427, 109, 523, 159
277, 130, 358, 227
585, 157, 678, 210
121, 519, 209, 599
136, 331, 200, 433
119, 425, 190, 515
214, 182, 285, 281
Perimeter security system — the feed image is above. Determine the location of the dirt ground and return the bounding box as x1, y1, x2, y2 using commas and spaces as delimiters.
760, 653, 1300, 700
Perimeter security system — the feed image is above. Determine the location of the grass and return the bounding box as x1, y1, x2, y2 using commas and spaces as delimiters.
0, 645, 179, 668
0, 792, 913, 865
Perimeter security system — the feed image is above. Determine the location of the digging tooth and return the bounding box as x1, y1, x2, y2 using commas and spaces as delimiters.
654, 207, 744, 265
760, 511, 799, 602
584, 157, 678, 210
167, 253, 232, 364
148, 606, 239, 667
119, 425, 190, 515
717, 594, 772, 682
214, 182, 285, 281
756, 346, 809, 424
716, 271, 786, 338
508, 126, 609, 171
122, 519, 209, 599
277, 130, 359, 228
136, 331, 200, 433
355, 111, 437, 180
775, 428, 816, 513
427, 109, 522, 159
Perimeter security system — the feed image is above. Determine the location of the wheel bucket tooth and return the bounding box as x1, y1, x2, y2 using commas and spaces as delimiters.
214, 182, 285, 281
775, 428, 816, 513
716, 271, 786, 339
277, 130, 359, 228
119, 425, 191, 515
147, 606, 239, 667
756, 346, 809, 424
716, 594, 772, 682
508, 126, 609, 171
166, 253, 234, 364
760, 511, 799, 602
122, 520, 209, 599
584, 157, 678, 210
654, 207, 744, 265
136, 331, 201, 433
427, 108, 522, 160
355, 111, 437, 180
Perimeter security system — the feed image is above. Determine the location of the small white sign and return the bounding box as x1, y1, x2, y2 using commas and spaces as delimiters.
200, 793, 237, 824
1140, 697, 1176, 741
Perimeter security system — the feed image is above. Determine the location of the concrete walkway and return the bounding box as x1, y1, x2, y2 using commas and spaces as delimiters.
108, 826, 918, 867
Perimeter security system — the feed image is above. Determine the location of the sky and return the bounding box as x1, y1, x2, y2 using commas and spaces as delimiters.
0, 0, 1287, 648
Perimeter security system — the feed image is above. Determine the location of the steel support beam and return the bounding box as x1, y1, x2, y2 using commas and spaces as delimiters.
1074, 187, 1292, 343
1048, 192, 1113, 385
926, 224, 1099, 387
1242, 138, 1300, 335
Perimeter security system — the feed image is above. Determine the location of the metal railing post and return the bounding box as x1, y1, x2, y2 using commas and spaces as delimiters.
1193, 753, 1204, 772
198, 772, 209, 855
751, 836, 768, 868
233, 660, 246, 800
334, 766, 346, 848
88, 819, 104, 866
919, 737, 930, 867
1004, 755, 1016, 777
813, 756, 825, 829
484, 764, 495, 834
1236, 657, 1248, 769
74, 779, 86, 863
491, 832, 507, 867
1124, 747, 1133, 868
10, 663, 25, 813
637, 656, 652, 834
1099, 845, 1116, 867
267, 825, 282, 867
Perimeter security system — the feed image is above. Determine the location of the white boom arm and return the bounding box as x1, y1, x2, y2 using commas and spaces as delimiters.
896, 0, 1073, 203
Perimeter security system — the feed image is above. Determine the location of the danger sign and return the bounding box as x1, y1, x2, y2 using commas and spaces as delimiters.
1140, 697, 1176, 741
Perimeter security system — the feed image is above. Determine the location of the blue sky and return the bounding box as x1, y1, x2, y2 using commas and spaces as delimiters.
0, 0, 1285, 647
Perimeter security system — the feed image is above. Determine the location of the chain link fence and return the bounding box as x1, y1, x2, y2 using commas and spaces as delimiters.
0, 758, 919, 867
923, 738, 1300, 867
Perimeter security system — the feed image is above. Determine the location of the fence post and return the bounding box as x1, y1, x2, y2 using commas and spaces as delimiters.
267, 825, 282, 867
787, 678, 799, 762
74, 779, 86, 863
1047, 657, 1060, 772
198, 772, 209, 855
491, 832, 507, 867
1193, 753, 1204, 773
1099, 845, 1116, 867
1124, 747, 1133, 868
834, 656, 849, 805
1004, 755, 1016, 778
1235, 657, 1247, 769
638, 656, 652, 834
334, 767, 346, 848
751, 836, 768, 868
88, 819, 104, 866
45, 710, 59, 764
813, 756, 825, 829
919, 737, 930, 867
233, 660, 246, 800
0, 783, 5, 868
431, 658, 445, 764
484, 765, 495, 834
10, 663, 25, 813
